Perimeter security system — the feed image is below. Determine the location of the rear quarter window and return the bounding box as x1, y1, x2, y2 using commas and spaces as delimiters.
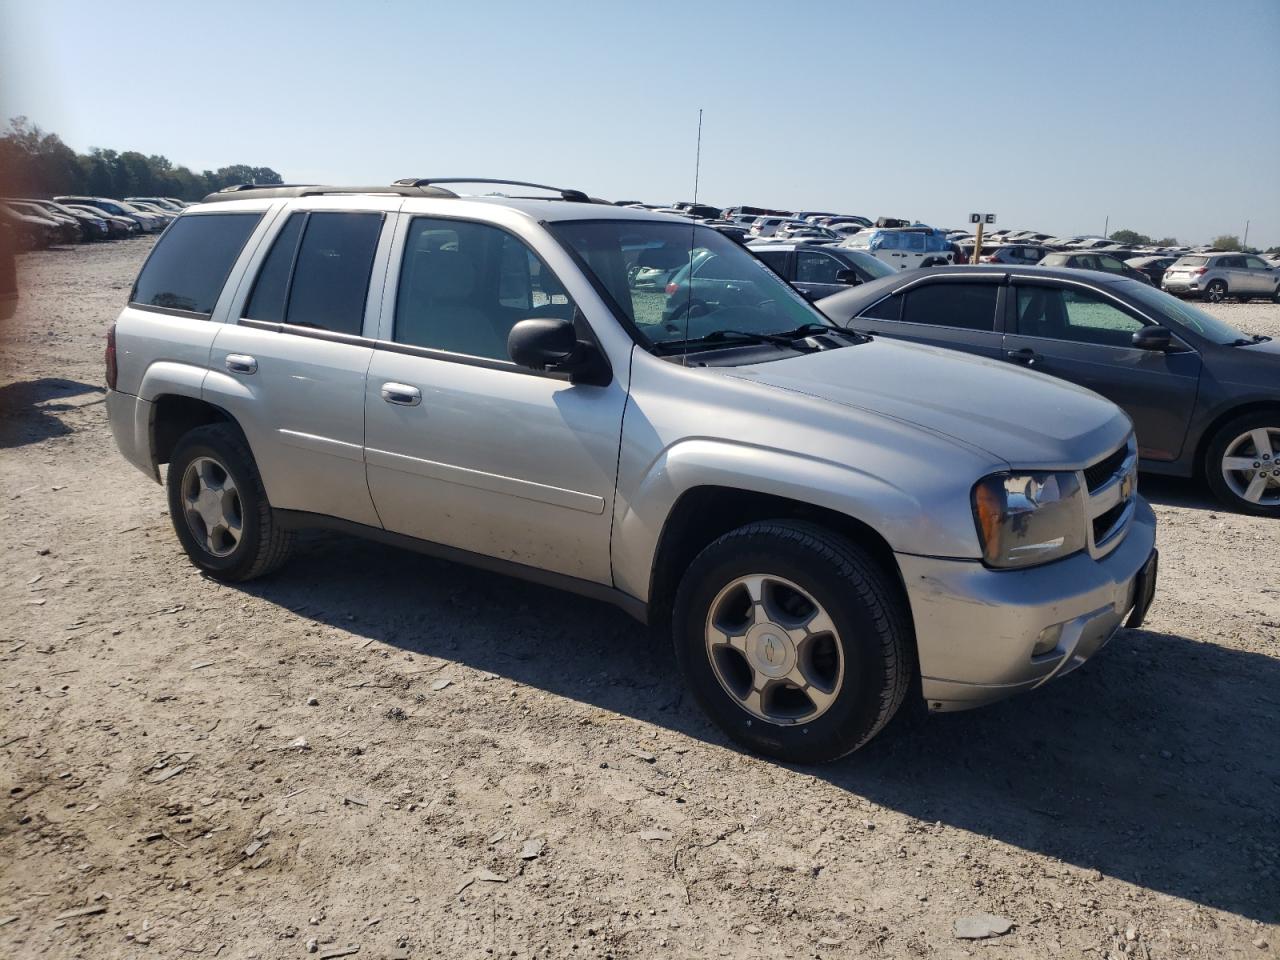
130, 213, 262, 315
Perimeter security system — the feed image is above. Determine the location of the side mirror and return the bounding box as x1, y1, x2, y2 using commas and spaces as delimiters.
834, 269, 861, 285
507, 317, 609, 386
1132, 326, 1173, 351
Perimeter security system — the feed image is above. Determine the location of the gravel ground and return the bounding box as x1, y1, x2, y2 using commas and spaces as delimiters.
1, 240, 1277, 959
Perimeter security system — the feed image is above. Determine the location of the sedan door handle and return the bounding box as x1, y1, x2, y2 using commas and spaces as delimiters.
1005, 348, 1040, 365
380, 382, 422, 406
225, 354, 257, 374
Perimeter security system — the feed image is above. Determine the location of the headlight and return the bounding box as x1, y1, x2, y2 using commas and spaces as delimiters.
972, 471, 1087, 569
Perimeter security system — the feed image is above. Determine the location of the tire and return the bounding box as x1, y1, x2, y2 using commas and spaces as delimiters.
672, 520, 912, 764
1272, 286, 1280, 304
1204, 412, 1280, 517
1204, 279, 1228, 303
166, 423, 294, 581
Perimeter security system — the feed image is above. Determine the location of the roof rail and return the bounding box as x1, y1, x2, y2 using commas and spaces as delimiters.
199, 182, 459, 203
392, 178, 596, 203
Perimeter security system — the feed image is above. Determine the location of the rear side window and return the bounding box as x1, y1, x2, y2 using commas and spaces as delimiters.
131, 213, 261, 315
860, 292, 902, 321
901, 282, 998, 331
244, 211, 382, 335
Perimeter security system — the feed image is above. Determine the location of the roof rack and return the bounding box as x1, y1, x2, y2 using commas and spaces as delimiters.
200, 179, 603, 205
392, 178, 596, 203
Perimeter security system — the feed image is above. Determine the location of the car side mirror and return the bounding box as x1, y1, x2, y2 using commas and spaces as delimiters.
834, 269, 861, 285
1132, 326, 1173, 351
507, 317, 609, 386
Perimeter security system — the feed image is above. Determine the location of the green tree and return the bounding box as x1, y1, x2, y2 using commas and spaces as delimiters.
1210, 234, 1242, 251
1108, 229, 1151, 245
1153, 236, 1180, 247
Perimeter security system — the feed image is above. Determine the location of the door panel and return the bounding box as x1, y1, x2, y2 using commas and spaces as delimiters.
1004, 282, 1201, 461
364, 354, 625, 582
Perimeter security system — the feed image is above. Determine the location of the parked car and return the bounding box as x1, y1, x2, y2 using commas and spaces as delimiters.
17, 198, 111, 240
0, 222, 16, 320
0, 203, 60, 249
54, 196, 164, 233
840, 226, 955, 270
125, 200, 178, 222
3, 200, 81, 243
1161, 252, 1280, 303
125, 196, 187, 212
748, 216, 804, 238
1125, 256, 1176, 288
1038, 250, 1152, 284
63, 204, 137, 238
774, 222, 840, 242
749, 241, 897, 299
981, 244, 1051, 266
105, 181, 1157, 763
817, 265, 1280, 515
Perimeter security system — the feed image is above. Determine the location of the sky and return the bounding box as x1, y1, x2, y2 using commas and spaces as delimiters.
2, 0, 1278, 247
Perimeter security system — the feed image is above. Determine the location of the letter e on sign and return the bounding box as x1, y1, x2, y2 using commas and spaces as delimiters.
984, 213, 997, 224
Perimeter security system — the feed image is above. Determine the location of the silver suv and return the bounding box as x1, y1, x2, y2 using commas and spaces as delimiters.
1162, 252, 1280, 303
106, 179, 1158, 763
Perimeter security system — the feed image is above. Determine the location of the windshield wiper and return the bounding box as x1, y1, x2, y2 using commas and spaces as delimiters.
655, 323, 862, 355
1231, 334, 1271, 345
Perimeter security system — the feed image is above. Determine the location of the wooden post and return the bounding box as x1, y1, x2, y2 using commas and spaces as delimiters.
972, 220, 984, 265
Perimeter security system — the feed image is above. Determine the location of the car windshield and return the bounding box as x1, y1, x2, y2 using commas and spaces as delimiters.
1121, 281, 1251, 344
845, 250, 896, 279
550, 220, 829, 350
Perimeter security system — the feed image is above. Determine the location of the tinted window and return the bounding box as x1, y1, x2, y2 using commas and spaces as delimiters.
1245, 256, 1270, 270
1095, 256, 1126, 273
395, 218, 574, 360
860, 292, 902, 320
244, 212, 305, 322
1015, 285, 1143, 347
279, 212, 382, 335
900, 283, 998, 331
131, 213, 261, 315
795, 251, 843, 284
753, 248, 790, 275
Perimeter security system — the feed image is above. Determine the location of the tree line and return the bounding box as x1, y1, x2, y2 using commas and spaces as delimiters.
0, 117, 283, 201
1108, 227, 1276, 255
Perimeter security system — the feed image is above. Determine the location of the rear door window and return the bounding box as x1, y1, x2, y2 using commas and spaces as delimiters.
900, 282, 999, 330
245, 211, 383, 335
130, 212, 262, 315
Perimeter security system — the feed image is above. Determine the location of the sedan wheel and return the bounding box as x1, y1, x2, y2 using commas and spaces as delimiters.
1219, 427, 1280, 510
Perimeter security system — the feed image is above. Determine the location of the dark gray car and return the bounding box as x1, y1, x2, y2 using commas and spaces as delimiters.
817, 265, 1280, 515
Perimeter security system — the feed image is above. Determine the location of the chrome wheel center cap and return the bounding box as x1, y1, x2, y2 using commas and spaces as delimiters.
746, 622, 796, 679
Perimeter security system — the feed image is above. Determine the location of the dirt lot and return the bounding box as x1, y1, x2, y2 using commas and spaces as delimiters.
2, 239, 1277, 960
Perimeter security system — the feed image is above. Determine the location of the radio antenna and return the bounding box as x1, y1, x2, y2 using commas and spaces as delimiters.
682, 108, 703, 367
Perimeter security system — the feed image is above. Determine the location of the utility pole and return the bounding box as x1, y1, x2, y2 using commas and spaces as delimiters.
1243, 219, 1250, 250
1103, 215, 1109, 240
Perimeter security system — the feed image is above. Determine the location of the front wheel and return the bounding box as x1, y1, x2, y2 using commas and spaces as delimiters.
166, 423, 294, 581
672, 521, 912, 763
1205, 414, 1280, 517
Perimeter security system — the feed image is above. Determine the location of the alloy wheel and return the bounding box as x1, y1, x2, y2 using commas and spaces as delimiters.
704, 574, 845, 726
181, 456, 244, 557
1221, 428, 1280, 507
1206, 281, 1227, 303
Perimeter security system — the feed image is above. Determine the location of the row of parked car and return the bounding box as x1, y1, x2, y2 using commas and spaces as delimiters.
0, 195, 194, 249
626, 201, 1280, 305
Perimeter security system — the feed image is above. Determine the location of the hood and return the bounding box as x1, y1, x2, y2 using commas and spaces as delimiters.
728, 338, 1131, 469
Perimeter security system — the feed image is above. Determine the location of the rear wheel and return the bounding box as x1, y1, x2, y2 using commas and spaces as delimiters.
672, 521, 912, 763
1204, 279, 1228, 303
1205, 413, 1280, 517
166, 423, 294, 580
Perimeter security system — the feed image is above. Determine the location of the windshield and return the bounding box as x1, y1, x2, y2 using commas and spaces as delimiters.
549, 220, 828, 349
1121, 281, 1251, 344
845, 249, 897, 279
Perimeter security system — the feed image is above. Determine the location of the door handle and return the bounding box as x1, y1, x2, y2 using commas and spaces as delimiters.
225, 354, 257, 374
1005, 348, 1040, 366
380, 382, 422, 407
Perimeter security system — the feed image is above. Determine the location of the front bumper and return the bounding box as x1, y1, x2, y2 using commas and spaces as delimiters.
898, 497, 1157, 712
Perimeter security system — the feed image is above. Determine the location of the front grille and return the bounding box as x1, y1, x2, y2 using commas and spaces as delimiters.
1083, 445, 1127, 492
1092, 500, 1128, 544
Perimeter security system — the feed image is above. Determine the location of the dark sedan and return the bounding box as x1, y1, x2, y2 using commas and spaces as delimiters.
1126, 255, 1176, 287
817, 265, 1280, 515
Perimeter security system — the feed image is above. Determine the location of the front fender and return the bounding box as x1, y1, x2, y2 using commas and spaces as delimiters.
610, 438, 980, 603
